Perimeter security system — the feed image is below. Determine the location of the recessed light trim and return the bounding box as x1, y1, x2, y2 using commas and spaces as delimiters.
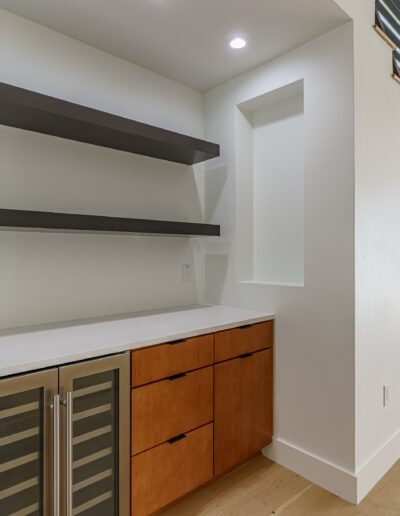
229, 37, 247, 50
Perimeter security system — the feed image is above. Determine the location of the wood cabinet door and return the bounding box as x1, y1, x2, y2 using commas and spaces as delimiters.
214, 349, 273, 476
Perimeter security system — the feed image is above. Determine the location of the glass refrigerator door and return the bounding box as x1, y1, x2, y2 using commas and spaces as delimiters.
59, 353, 130, 516
0, 369, 58, 516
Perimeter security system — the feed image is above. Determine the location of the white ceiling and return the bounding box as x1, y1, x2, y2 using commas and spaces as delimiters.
0, 0, 350, 91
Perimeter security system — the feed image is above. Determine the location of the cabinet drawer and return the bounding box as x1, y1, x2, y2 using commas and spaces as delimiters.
131, 366, 213, 455
215, 321, 273, 362
131, 423, 213, 516
131, 334, 214, 386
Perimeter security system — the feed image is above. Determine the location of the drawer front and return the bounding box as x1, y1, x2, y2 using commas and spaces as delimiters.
131, 334, 214, 386
131, 423, 213, 516
215, 321, 273, 362
131, 366, 213, 455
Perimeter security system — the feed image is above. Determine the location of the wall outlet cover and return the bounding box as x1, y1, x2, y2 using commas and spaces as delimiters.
383, 385, 390, 407
182, 264, 193, 282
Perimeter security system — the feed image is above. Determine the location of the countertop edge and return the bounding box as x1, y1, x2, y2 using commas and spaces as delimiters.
0, 306, 275, 379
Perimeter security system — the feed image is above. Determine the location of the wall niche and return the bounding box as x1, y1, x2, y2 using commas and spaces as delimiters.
236, 79, 304, 286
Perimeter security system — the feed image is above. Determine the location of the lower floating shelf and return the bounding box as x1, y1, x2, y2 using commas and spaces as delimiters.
0, 209, 220, 237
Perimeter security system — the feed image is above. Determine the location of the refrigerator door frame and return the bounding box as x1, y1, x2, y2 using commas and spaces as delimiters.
59, 352, 130, 516
0, 368, 59, 516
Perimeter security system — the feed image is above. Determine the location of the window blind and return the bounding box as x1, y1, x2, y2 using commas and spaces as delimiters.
393, 49, 400, 82
375, 0, 400, 82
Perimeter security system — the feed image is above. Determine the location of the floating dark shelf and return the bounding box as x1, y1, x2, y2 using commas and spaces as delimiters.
0, 209, 220, 237
0, 82, 220, 165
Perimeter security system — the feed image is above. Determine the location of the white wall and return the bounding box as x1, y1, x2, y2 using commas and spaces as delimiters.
252, 95, 304, 285
335, 0, 400, 501
204, 21, 355, 494
0, 9, 205, 329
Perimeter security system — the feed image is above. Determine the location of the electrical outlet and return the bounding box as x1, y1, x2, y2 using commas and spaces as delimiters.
182, 264, 193, 282
383, 385, 390, 407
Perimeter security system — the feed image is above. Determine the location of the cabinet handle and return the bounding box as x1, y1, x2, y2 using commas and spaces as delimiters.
51, 394, 60, 516
65, 392, 73, 516
239, 324, 252, 329
168, 434, 187, 444
168, 339, 186, 345
168, 373, 187, 381
239, 352, 253, 359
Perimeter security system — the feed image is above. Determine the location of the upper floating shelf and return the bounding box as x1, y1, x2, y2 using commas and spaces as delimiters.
0, 82, 220, 165
0, 209, 220, 237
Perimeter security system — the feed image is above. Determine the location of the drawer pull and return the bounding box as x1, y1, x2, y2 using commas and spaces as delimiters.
239, 353, 253, 359
168, 373, 187, 381
168, 339, 186, 345
168, 434, 187, 444
239, 325, 252, 329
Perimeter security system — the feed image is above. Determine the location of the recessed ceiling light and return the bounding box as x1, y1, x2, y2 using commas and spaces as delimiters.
229, 37, 247, 50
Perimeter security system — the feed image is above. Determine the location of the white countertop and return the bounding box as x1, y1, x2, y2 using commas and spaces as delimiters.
0, 305, 274, 378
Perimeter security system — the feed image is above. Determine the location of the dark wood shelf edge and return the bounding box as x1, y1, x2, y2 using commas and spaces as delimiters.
0, 82, 220, 165
0, 209, 220, 237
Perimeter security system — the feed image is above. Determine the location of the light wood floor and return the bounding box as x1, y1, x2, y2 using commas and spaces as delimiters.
160, 455, 400, 515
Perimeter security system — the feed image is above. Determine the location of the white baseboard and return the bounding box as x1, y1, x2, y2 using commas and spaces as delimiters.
356, 428, 400, 503
262, 438, 358, 504
264, 433, 400, 505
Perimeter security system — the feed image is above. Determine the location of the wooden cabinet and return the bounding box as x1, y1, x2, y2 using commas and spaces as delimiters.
130, 320, 273, 515
214, 349, 273, 476
131, 366, 213, 455
131, 335, 215, 515
132, 424, 213, 516
214, 321, 273, 362
132, 334, 214, 386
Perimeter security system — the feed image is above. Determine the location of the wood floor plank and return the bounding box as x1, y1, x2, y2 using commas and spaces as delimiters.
161, 455, 310, 515
278, 485, 349, 515
160, 454, 400, 516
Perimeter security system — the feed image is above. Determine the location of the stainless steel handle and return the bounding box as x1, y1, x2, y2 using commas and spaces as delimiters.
66, 391, 73, 516
51, 394, 60, 516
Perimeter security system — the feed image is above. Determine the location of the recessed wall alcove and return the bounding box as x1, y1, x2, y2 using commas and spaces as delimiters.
235, 79, 305, 286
